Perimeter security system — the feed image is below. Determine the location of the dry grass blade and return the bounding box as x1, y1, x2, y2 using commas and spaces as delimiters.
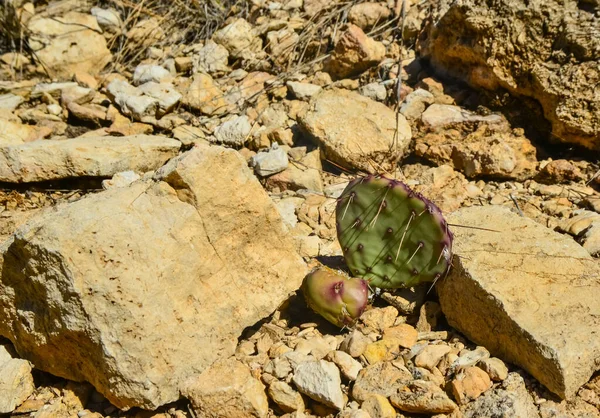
0, 1, 27, 54
101, 0, 250, 71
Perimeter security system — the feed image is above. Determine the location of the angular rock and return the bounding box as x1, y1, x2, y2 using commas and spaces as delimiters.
415, 123, 538, 180
182, 73, 229, 116
91, 7, 122, 31
359, 82, 387, 102
414, 345, 452, 370
286, 82, 322, 100
267, 28, 299, 64
360, 306, 398, 332
451, 346, 491, 372
437, 205, 600, 398
268, 381, 305, 413
212, 18, 262, 59
214, 115, 252, 147
348, 2, 392, 30
400, 88, 434, 120
193, 40, 229, 74
27, 12, 112, 79
0, 94, 23, 111
250, 145, 289, 177
340, 330, 370, 358
326, 351, 362, 381
539, 398, 600, 418
0, 135, 180, 182
352, 361, 412, 402
383, 324, 418, 349
420, 0, 600, 149
363, 339, 401, 365
132, 64, 170, 85
292, 360, 345, 410
183, 358, 268, 418
421, 104, 503, 129
265, 149, 324, 192
536, 159, 585, 184
390, 380, 457, 414
451, 366, 492, 405
361, 394, 397, 418
326, 24, 386, 79
101, 171, 141, 190
0, 345, 35, 414
137, 82, 182, 116
478, 357, 509, 382
461, 372, 539, 418
0, 119, 51, 145
0, 144, 307, 408
299, 89, 411, 173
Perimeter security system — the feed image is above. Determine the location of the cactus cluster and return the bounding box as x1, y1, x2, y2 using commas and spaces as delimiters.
302, 174, 453, 327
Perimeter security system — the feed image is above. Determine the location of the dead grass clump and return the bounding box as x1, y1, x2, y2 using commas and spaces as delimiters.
0, 1, 28, 55
98, 0, 251, 71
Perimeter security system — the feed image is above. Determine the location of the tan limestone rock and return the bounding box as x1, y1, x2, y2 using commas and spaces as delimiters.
383, 324, 418, 348
0, 345, 35, 414
326, 25, 386, 79
27, 12, 112, 79
183, 358, 268, 418
0, 135, 180, 182
300, 89, 411, 173
0, 144, 307, 409
438, 205, 600, 399
390, 380, 457, 414
181, 73, 230, 116
451, 366, 492, 405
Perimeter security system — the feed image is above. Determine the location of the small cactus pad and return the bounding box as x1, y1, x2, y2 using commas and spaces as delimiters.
301, 266, 368, 328
336, 175, 453, 289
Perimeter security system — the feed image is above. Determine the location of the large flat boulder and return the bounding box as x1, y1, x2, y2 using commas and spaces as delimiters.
0, 144, 307, 409
437, 205, 600, 399
0, 135, 180, 182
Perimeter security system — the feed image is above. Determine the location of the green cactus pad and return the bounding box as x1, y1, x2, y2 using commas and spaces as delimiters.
301, 266, 368, 328
336, 175, 453, 289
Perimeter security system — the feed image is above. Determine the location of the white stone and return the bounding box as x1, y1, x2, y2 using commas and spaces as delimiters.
251, 145, 289, 177
0, 345, 35, 414
286, 81, 322, 100
0, 94, 23, 111
91, 7, 122, 30
292, 360, 346, 410
102, 171, 141, 190
213, 18, 262, 59
327, 350, 363, 381
137, 82, 182, 115
133, 64, 171, 85
421, 104, 503, 129
193, 40, 230, 74
359, 82, 387, 101
214, 115, 252, 147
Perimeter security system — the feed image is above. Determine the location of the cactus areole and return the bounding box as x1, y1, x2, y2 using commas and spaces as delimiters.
336, 175, 453, 289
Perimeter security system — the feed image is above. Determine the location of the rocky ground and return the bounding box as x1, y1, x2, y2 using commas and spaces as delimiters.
0, 0, 599, 417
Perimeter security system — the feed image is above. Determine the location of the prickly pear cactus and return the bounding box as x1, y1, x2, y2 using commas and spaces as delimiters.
336, 175, 453, 289
301, 266, 368, 328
